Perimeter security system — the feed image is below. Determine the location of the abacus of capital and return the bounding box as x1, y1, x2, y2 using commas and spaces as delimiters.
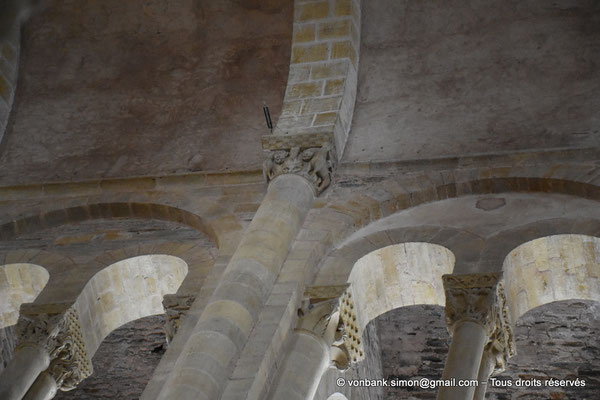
437, 272, 515, 400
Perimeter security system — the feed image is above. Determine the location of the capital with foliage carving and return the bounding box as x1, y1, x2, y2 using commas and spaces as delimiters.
299, 285, 364, 370
442, 273, 515, 374
16, 304, 92, 391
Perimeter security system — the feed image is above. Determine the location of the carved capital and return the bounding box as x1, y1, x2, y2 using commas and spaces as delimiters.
337, 287, 364, 367
443, 273, 515, 374
262, 133, 337, 194
16, 305, 67, 354
163, 294, 196, 344
483, 281, 516, 375
298, 285, 363, 370
443, 273, 501, 334
16, 304, 92, 392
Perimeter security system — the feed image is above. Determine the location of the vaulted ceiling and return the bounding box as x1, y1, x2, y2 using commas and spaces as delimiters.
344, 0, 600, 162
2, 1, 598, 186
0, 0, 292, 185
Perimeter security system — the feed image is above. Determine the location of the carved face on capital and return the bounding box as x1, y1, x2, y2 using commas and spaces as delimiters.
445, 287, 495, 327
289, 147, 300, 159
273, 150, 288, 164
301, 148, 316, 161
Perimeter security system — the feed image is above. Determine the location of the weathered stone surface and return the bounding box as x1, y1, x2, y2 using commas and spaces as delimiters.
0, 0, 292, 185
53, 315, 167, 400
487, 301, 600, 400
0, 325, 16, 375
314, 319, 384, 400
345, 0, 600, 163
0, 218, 211, 258
375, 302, 600, 399
0, 218, 215, 305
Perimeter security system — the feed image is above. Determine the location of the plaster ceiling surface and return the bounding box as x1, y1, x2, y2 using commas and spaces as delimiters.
341, 193, 600, 245
343, 0, 600, 163
0, 0, 292, 185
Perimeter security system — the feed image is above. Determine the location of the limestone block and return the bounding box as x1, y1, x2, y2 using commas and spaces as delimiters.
311, 61, 348, 79
292, 44, 330, 64
0, 264, 49, 328
318, 20, 351, 40
294, 24, 316, 43
297, 1, 330, 21
349, 243, 455, 331
503, 234, 600, 324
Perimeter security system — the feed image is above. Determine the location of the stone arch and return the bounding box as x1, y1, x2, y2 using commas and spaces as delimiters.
291, 176, 600, 287
88, 241, 216, 295
326, 393, 349, 400
0, 249, 77, 323
314, 226, 480, 285
503, 234, 600, 326
309, 190, 600, 285
0, 263, 48, 328
73, 255, 188, 357
347, 243, 455, 332
0, 202, 218, 246
478, 218, 600, 273
275, 0, 361, 157
324, 177, 600, 237
0, 249, 78, 273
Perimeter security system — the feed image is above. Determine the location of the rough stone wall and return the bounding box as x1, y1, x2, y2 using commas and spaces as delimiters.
376, 305, 449, 399
376, 302, 600, 400
54, 315, 167, 400
0, 25, 19, 146
0, 325, 16, 376
353, 320, 384, 400
488, 301, 600, 400
314, 320, 384, 400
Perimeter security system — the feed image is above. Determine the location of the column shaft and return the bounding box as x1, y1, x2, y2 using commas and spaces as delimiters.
157, 174, 315, 400
0, 346, 50, 400
23, 372, 58, 400
473, 352, 495, 400
268, 330, 330, 400
437, 321, 487, 400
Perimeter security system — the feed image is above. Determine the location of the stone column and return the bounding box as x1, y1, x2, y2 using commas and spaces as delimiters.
436, 273, 513, 400
23, 372, 57, 400
268, 312, 333, 400
268, 286, 361, 400
156, 134, 336, 400
0, 344, 49, 400
0, 305, 92, 400
473, 285, 515, 400
473, 352, 495, 400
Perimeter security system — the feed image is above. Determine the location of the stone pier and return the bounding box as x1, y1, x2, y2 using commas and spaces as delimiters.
155, 134, 336, 400
437, 273, 514, 400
